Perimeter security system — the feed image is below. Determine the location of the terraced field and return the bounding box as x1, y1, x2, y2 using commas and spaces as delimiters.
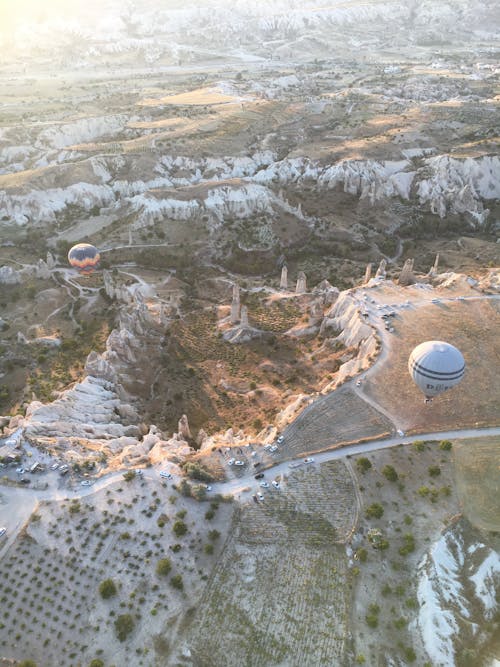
182, 460, 357, 666
278, 387, 394, 459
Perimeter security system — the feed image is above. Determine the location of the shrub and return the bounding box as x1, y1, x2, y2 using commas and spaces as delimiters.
204, 543, 214, 555
205, 510, 215, 521
398, 533, 416, 556
156, 558, 172, 577
418, 486, 430, 497
252, 418, 263, 431
356, 457, 372, 473
122, 471, 136, 482
413, 440, 425, 452
98, 579, 117, 599
439, 440, 452, 451
19, 662, 38, 667
428, 465, 441, 477
356, 548, 368, 563
404, 647, 417, 662
89, 660, 105, 667
208, 529, 220, 541
182, 462, 214, 483
114, 614, 134, 641
170, 574, 184, 590
382, 465, 398, 482
172, 520, 187, 537
365, 613, 378, 628
365, 503, 384, 519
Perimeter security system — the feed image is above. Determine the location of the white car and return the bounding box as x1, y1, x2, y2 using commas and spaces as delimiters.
0, 527, 6, 538
80, 480, 92, 486
396, 429, 405, 437
159, 471, 172, 479
272, 480, 280, 489
205, 485, 212, 492
227, 458, 235, 466
50, 463, 59, 470
16, 467, 24, 474
5, 438, 18, 447
431, 298, 440, 304
458, 296, 465, 301
356, 380, 361, 387
251, 451, 257, 458
269, 445, 278, 453
135, 469, 144, 476
257, 492, 265, 501
276, 435, 285, 444
260, 481, 270, 488
263, 444, 272, 451
234, 460, 245, 466
304, 458, 315, 464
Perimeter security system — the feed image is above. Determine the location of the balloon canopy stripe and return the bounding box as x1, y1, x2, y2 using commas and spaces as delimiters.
409, 359, 465, 381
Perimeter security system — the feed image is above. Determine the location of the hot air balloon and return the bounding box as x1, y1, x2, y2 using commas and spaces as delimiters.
68, 243, 100, 274
408, 341, 465, 402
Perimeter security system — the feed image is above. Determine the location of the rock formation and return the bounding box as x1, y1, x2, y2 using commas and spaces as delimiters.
230, 283, 240, 324
398, 258, 415, 286
240, 305, 249, 328
375, 259, 387, 280
428, 253, 440, 278
178, 414, 191, 440
295, 271, 307, 293
280, 264, 288, 290
363, 263, 372, 283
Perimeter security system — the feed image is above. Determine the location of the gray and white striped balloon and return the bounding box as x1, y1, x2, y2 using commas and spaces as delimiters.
408, 341, 465, 399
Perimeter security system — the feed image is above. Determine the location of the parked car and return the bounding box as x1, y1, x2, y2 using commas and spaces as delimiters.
205, 485, 212, 491
16, 467, 24, 474
260, 481, 269, 488
0, 527, 6, 538
304, 457, 315, 464
135, 469, 144, 476
159, 471, 172, 479
269, 445, 278, 453
253, 462, 261, 468
234, 460, 245, 466
397, 429, 405, 437
276, 435, 285, 444
50, 463, 59, 470
272, 480, 280, 489
227, 458, 235, 466
81, 480, 92, 486
356, 380, 361, 387
254, 473, 264, 480
257, 493, 264, 501
20, 478, 30, 484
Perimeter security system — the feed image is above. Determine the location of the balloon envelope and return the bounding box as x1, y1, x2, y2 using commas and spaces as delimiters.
68, 243, 100, 274
408, 341, 465, 399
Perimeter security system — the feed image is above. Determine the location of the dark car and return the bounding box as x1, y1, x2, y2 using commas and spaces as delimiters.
253, 462, 261, 468
20, 478, 31, 484
254, 473, 264, 480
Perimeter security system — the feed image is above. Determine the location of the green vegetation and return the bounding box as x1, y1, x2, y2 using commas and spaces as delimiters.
89, 660, 105, 667
114, 613, 135, 642
122, 471, 136, 482
98, 578, 117, 599
356, 457, 372, 473
365, 503, 384, 519
439, 440, 452, 451
173, 520, 188, 537
413, 440, 425, 452
170, 574, 184, 590
398, 533, 416, 556
182, 461, 214, 483
156, 558, 172, 577
428, 465, 441, 477
365, 603, 380, 628
382, 465, 398, 482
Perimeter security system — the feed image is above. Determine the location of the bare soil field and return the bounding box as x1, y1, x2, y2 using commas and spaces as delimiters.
364, 298, 500, 433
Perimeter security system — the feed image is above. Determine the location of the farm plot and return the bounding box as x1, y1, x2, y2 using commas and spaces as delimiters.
453, 436, 500, 532
182, 461, 357, 666
278, 387, 393, 460
0, 477, 233, 667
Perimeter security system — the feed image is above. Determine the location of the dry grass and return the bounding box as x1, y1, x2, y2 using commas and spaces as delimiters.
365, 298, 500, 432
453, 436, 500, 532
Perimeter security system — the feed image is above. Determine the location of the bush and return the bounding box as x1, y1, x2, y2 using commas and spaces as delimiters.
122, 471, 136, 482
170, 574, 184, 590
19, 662, 38, 667
114, 613, 134, 641
418, 486, 430, 497
252, 418, 263, 431
398, 533, 416, 556
439, 440, 452, 451
204, 543, 214, 555
208, 529, 220, 541
98, 579, 117, 599
404, 647, 417, 662
382, 465, 398, 482
365, 613, 378, 628
182, 462, 214, 483
356, 457, 372, 474
172, 520, 187, 537
413, 440, 425, 452
156, 558, 172, 577
89, 660, 105, 667
428, 465, 441, 477
356, 548, 368, 563
365, 503, 384, 519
